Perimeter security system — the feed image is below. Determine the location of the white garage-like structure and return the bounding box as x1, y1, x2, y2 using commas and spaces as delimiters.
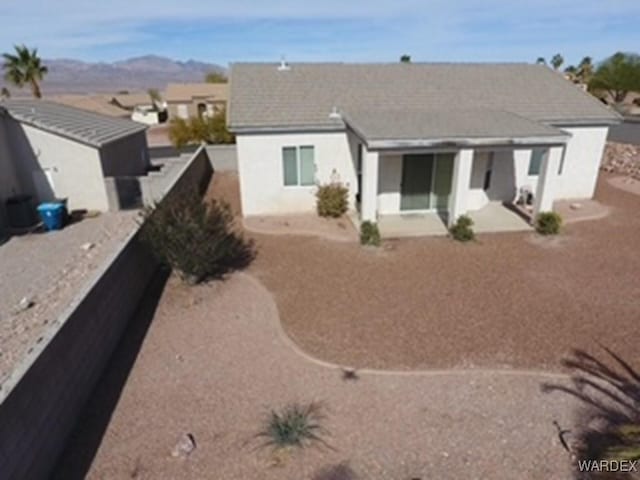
0, 100, 149, 230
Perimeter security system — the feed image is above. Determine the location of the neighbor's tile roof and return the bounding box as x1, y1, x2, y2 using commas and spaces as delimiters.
229, 63, 620, 138
47, 94, 131, 118
1, 99, 147, 147
164, 83, 229, 103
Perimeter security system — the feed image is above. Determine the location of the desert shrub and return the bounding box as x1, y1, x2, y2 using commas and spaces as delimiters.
257, 402, 329, 451
360, 221, 381, 246
535, 211, 562, 235
543, 347, 640, 478
316, 183, 348, 218
140, 193, 254, 284
449, 215, 475, 242
168, 110, 235, 148
167, 117, 192, 148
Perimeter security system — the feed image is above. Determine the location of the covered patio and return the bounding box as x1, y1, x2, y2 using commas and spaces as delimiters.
376, 202, 532, 238
348, 109, 570, 235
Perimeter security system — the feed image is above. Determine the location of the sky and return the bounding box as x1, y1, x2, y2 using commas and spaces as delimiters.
2, 0, 639, 67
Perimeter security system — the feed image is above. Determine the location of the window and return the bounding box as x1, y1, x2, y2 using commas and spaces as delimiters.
282, 146, 315, 186
528, 149, 546, 175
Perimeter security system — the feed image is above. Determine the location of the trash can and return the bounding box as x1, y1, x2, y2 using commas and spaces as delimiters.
37, 203, 66, 231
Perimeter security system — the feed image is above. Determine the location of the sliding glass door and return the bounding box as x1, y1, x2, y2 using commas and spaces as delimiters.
400, 153, 454, 212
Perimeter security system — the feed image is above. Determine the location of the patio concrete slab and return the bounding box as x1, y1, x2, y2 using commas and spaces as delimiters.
378, 212, 448, 238
467, 203, 532, 233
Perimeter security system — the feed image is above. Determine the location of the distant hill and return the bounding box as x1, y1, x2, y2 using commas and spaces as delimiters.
1, 55, 225, 95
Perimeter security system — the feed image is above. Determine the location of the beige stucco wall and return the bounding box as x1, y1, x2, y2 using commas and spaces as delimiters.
167, 100, 226, 120
11, 124, 109, 211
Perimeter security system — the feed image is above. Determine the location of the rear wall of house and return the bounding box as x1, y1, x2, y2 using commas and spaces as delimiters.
236, 130, 358, 216
555, 125, 609, 199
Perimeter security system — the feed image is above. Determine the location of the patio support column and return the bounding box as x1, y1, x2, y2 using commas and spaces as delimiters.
532, 145, 564, 218
448, 149, 474, 226
361, 148, 379, 223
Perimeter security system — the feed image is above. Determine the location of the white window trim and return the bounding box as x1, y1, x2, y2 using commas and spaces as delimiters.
282, 145, 316, 188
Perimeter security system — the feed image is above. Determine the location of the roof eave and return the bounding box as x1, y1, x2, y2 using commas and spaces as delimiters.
367, 135, 570, 151
229, 123, 346, 134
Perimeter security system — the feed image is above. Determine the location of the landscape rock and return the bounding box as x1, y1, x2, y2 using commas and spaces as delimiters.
81, 242, 95, 251
14, 297, 34, 314
171, 433, 196, 458
601, 141, 640, 180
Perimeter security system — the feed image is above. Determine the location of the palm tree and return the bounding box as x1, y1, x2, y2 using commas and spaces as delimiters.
2, 45, 48, 98
551, 53, 564, 70
577, 56, 594, 84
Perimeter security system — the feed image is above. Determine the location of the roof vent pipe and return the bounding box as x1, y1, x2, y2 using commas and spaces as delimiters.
278, 57, 290, 71
328, 106, 341, 120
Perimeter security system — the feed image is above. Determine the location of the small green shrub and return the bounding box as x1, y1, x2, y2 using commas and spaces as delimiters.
257, 402, 328, 451
316, 183, 348, 218
360, 221, 381, 246
449, 215, 475, 242
140, 193, 254, 284
535, 211, 562, 235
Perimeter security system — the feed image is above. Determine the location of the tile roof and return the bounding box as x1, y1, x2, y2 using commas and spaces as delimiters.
344, 109, 568, 144
229, 63, 621, 139
47, 94, 131, 118
1, 99, 147, 147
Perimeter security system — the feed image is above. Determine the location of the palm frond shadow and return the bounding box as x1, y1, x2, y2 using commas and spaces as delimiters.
542, 345, 640, 477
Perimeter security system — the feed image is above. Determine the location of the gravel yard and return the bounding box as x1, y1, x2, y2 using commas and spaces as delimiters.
0, 212, 138, 386
55, 272, 575, 480
52, 170, 638, 479
244, 172, 640, 372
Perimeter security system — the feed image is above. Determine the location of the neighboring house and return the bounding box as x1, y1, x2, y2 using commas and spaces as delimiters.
0, 100, 149, 231
165, 83, 228, 120
229, 62, 620, 231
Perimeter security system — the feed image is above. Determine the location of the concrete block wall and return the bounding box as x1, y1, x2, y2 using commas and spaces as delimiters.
0, 145, 214, 479
205, 144, 237, 172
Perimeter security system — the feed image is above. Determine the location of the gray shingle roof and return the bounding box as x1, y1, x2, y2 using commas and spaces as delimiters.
1, 99, 147, 147
344, 109, 567, 143
229, 63, 620, 139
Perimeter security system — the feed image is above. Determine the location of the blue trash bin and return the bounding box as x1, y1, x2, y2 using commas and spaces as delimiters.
37, 203, 65, 231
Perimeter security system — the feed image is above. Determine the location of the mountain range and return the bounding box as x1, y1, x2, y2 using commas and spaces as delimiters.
1, 55, 225, 95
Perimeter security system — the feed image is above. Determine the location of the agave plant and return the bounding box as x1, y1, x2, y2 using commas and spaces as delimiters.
543, 346, 640, 478
257, 402, 330, 452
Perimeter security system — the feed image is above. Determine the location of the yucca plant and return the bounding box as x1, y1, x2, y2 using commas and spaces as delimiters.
257, 402, 329, 452
543, 346, 640, 479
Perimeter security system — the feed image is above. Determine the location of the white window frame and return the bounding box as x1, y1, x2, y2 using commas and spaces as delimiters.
282, 145, 316, 187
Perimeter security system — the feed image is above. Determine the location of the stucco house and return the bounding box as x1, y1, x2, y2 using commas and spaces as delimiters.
165, 83, 228, 120
229, 62, 620, 235
0, 100, 149, 232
